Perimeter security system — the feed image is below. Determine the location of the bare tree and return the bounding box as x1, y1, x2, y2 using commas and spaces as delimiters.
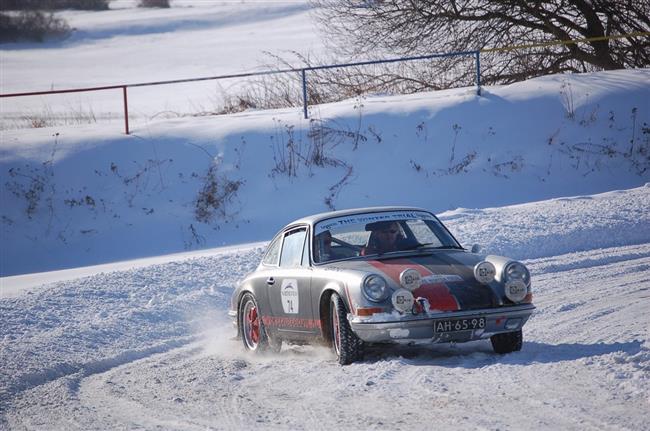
138, 0, 170, 8
1, 0, 112, 43
1, 0, 110, 10
0, 11, 70, 42
311, 0, 650, 83
255, 51, 476, 104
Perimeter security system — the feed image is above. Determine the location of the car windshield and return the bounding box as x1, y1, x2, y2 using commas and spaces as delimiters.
312, 210, 461, 264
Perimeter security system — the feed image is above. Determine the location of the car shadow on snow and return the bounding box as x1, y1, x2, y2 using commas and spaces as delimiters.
362, 339, 644, 368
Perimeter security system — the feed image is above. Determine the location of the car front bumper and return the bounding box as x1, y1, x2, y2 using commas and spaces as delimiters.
349, 304, 535, 344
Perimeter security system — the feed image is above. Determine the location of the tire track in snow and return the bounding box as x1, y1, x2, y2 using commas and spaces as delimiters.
76, 343, 244, 431
0, 336, 196, 413
1, 247, 260, 420
75, 341, 321, 430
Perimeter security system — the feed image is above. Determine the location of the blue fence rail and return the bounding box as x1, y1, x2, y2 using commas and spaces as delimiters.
3, 32, 647, 134
298, 50, 481, 118
1, 50, 480, 134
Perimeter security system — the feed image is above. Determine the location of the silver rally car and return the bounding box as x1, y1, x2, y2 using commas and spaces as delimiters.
229, 207, 535, 364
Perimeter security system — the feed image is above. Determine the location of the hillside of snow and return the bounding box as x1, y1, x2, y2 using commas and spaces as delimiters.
2, 68, 649, 276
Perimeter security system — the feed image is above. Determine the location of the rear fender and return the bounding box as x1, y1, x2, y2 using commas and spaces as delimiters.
233, 284, 259, 339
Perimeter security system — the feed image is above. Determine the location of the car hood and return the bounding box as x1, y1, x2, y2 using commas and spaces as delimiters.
321, 250, 499, 311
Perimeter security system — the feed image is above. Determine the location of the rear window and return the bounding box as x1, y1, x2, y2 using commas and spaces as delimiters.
262, 235, 282, 266
279, 228, 307, 267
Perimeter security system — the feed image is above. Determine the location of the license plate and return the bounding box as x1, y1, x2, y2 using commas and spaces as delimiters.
433, 317, 486, 333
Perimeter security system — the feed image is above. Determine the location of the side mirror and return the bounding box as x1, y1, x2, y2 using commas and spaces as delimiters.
471, 244, 482, 254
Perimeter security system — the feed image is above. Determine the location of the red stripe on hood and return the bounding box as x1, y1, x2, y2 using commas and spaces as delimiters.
368, 259, 459, 311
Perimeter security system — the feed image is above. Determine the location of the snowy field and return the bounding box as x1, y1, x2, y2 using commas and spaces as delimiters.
2, 186, 650, 430
2, 1, 650, 429
1, 0, 322, 129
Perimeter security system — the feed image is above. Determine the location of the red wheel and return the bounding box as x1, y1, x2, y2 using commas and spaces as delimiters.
239, 293, 280, 353
245, 301, 260, 346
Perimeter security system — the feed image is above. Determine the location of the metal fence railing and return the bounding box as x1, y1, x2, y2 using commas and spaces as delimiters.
0, 50, 479, 135
1, 32, 647, 135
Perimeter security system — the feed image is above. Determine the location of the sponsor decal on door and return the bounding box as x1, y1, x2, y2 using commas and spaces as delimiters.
281, 279, 299, 314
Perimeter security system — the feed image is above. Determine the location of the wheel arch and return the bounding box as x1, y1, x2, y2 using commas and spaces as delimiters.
318, 282, 348, 343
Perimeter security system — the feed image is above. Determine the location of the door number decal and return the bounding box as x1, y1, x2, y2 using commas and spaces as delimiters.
281, 279, 299, 314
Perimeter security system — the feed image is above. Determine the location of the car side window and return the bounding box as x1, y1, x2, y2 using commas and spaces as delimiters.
262, 235, 282, 266
279, 228, 307, 268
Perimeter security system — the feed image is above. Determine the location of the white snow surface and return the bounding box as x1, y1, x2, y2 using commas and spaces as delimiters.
1, 2, 650, 429
1, 187, 650, 430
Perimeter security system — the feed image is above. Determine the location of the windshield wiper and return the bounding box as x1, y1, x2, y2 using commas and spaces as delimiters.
363, 243, 462, 258
401, 243, 462, 251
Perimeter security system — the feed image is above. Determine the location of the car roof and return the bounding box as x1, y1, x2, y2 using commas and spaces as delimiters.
287, 206, 431, 228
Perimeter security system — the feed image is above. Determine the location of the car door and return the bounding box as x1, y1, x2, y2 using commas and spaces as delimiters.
250, 232, 283, 323
267, 226, 316, 337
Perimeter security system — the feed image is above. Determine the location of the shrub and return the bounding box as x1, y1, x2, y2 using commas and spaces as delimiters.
195, 162, 244, 224
1, 0, 110, 11
0, 11, 70, 42
138, 0, 170, 8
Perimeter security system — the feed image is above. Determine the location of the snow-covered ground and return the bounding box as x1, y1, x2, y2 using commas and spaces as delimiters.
2, 1, 650, 429
2, 187, 649, 429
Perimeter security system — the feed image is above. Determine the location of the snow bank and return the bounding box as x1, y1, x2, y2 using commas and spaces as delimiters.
2, 70, 649, 276
4, 183, 648, 294
442, 183, 650, 259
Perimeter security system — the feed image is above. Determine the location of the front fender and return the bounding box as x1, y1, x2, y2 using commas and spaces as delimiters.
317, 281, 350, 339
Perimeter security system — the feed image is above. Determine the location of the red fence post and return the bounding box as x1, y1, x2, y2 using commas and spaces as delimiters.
122, 86, 130, 135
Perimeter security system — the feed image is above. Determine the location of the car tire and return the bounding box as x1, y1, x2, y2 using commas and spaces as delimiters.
330, 293, 363, 365
490, 330, 523, 354
239, 292, 275, 353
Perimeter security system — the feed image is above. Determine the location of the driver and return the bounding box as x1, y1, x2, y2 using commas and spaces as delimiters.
314, 230, 340, 262
362, 221, 405, 255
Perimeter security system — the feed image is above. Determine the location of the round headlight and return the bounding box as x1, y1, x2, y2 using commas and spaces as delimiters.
505, 262, 530, 284
399, 268, 422, 291
505, 280, 528, 302
474, 261, 496, 284
391, 289, 414, 313
362, 274, 389, 302
504, 262, 530, 303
